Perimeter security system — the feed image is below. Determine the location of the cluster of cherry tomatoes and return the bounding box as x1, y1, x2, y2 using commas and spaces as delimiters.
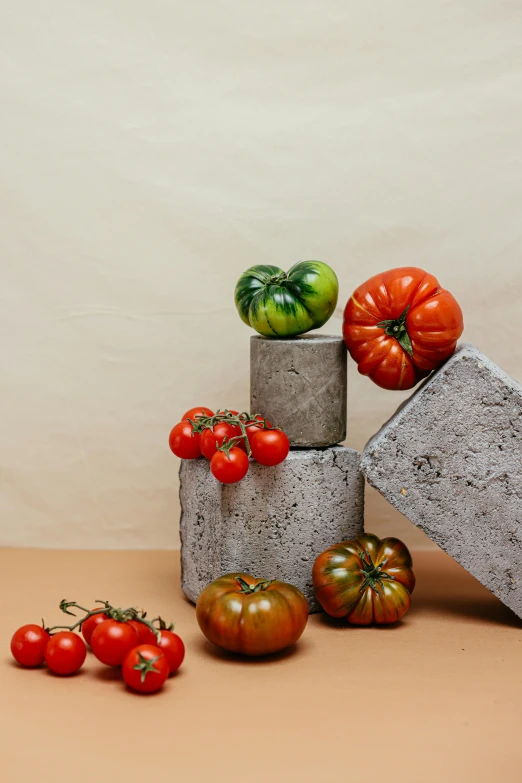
169, 406, 290, 484
10, 600, 185, 694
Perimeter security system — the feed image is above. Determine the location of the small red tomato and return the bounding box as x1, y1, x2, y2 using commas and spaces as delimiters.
11, 624, 50, 667
81, 609, 108, 647
250, 429, 290, 466
200, 422, 242, 460
240, 416, 273, 451
182, 406, 214, 421
216, 409, 239, 416
169, 421, 202, 459
157, 630, 185, 674
122, 644, 170, 693
45, 632, 87, 675
210, 447, 249, 484
128, 620, 158, 646
90, 620, 139, 666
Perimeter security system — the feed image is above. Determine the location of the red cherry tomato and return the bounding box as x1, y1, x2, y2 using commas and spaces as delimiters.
182, 406, 214, 421
122, 644, 170, 693
81, 609, 108, 646
210, 447, 249, 483
169, 421, 202, 459
216, 409, 239, 416
157, 630, 185, 674
11, 624, 50, 667
90, 620, 139, 666
239, 416, 273, 451
250, 429, 290, 466
200, 422, 242, 460
45, 632, 87, 675
128, 620, 158, 646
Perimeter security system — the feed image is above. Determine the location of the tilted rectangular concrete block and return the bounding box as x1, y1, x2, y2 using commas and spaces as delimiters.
179, 446, 364, 612
361, 343, 522, 618
250, 335, 347, 447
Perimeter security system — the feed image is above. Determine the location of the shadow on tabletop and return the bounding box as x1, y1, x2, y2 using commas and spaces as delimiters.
196, 636, 312, 664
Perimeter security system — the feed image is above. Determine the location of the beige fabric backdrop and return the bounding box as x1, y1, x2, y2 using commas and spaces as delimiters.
2, 1, 522, 549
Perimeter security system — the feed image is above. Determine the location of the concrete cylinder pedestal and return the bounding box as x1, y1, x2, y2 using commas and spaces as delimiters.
250, 335, 347, 447
179, 446, 364, 612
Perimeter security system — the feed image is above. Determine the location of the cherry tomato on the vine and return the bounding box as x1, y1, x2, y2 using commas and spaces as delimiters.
122, 644, 169, 693
90, 620, 138, 666
45, 632, 86, 675
157, 630, 185, 674
182, 406, 214, 421
169, 421, 202, 459
210, 447, 249, 484
81, 609, 108, 646
128, 620, 158, 646
200, 422, 242, 460
239, 416, 273, 451
250, 429, 290, 466
11, 624, 50, 667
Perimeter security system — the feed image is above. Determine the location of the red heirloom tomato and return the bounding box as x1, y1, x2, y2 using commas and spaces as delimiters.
210, 447, 249, 483
45, 632, 87, 675
200, 421, 242, 459
11, 624, 50, 667
90, 620, 139, 666
169, 420, 202, 459
157, 630, 185, 674
182, 406, 214, 421
343, 267, 463, 390
312, 533, 415, 625
196, 573, 308, 656
122, 644, 169, 693
81, 609, 108, 646
250, 428, 289, 466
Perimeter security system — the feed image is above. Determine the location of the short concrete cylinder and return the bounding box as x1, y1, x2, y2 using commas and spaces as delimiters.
179, 446, 364, 612
250, 335, 347, 447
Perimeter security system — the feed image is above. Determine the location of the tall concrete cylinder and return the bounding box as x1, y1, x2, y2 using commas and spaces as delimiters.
250, 335, 347, 447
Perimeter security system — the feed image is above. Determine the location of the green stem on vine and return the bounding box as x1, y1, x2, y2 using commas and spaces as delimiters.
46, 600, 167, 640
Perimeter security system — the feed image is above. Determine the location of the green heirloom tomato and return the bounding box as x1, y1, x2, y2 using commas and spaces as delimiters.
234, 261, 339, 338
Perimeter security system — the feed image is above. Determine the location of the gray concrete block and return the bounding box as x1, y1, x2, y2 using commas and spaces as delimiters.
250, 335, 347, 447
361, 343, 522, 619
179, 445, 364, 612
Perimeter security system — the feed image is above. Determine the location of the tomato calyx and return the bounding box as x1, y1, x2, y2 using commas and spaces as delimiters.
235, 576, 273, 594
133, 650, 163, 684
376, 305, 413, 358
358, 552, 396, 596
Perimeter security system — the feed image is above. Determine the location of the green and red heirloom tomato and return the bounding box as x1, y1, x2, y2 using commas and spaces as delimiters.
312, 533, 415, 625
343, 267, 463, 390
235, 261, 339, 338
210, 447, 249, 484
44, 632, 87, 675
196, 573, 308, 656
168, 420, 202, 460
11, 624, 50, 667
122, 644, 170, 693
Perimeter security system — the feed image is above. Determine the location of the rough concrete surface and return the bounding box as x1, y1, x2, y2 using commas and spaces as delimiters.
250, 335, 347, 447
361, 343, 522, 619
179, 446, 364, 612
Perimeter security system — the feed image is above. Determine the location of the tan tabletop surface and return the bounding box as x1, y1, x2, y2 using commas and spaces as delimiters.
1, 548, 521, 782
